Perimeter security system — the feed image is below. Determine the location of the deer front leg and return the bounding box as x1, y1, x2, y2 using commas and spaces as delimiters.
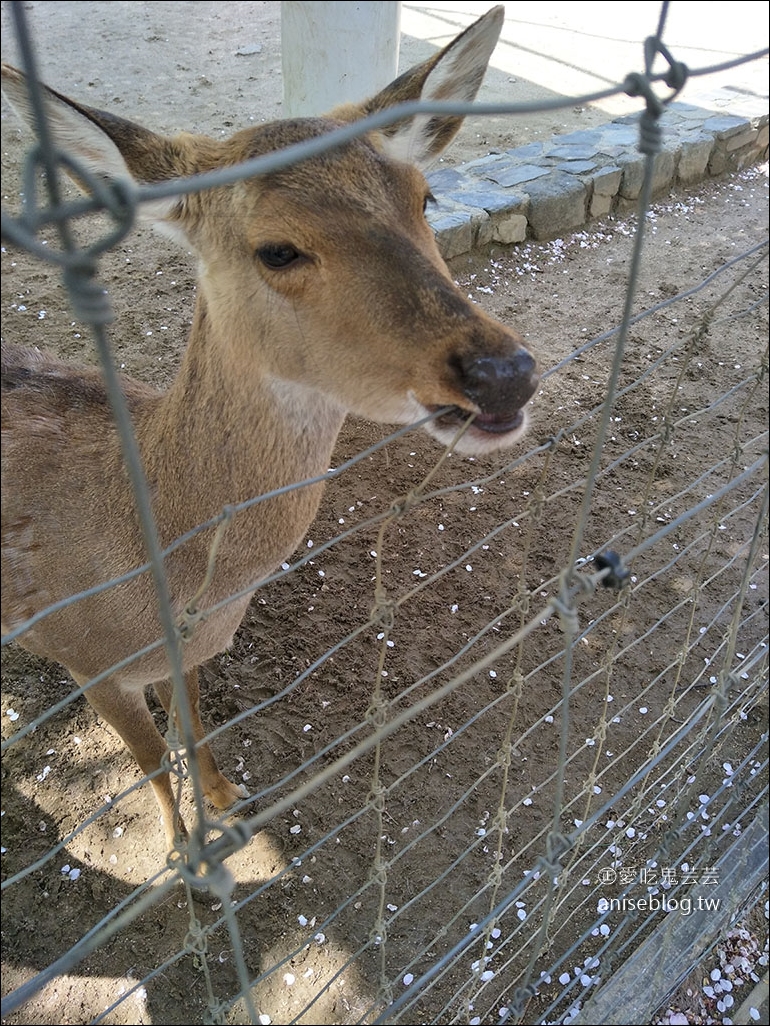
154, 668, 247, 811
81, 675, 187, 847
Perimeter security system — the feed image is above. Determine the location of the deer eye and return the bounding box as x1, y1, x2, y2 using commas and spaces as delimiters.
256, 244, 302, 269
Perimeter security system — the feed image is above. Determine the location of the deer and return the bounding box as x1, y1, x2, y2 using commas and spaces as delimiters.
1, 6, 539, 848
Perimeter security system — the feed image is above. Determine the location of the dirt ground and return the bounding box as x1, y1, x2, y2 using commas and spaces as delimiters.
1, 5, 769, 1026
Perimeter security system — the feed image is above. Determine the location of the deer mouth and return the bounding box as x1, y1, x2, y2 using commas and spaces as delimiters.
430, 404, 525, 436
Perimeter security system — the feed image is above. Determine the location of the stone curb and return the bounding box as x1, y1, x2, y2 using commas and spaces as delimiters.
427, 100, 769, 259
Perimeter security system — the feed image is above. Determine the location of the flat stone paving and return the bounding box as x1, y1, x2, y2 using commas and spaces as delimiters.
427, 93, 769, 258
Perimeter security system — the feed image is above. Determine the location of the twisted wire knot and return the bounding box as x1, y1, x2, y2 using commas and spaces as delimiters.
5, 146, 136, 324
624, 37, 688, 156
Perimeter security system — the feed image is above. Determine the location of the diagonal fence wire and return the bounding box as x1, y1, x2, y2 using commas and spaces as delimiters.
1, 1, 768, 1023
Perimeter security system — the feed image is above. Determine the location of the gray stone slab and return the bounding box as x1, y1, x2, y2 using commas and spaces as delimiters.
547, 144, 601, 160
556, 160, 599, 174
484, 163, 551, 188
446, 188, 525, 213
703, 115, 751, 137
430, 209, 473, 259
504, 141, 546, 160
461, 153, 512, 176
592, 166, 623, 195
524, 171, 587, 239
426, 167, 470, 191
598, 123, 640, 147
678, 136, 715, 181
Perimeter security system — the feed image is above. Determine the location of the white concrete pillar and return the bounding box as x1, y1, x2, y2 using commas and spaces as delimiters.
281, 2, 401, 116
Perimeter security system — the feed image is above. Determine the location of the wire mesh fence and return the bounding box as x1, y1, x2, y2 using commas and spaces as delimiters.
1, 3, 768, 1024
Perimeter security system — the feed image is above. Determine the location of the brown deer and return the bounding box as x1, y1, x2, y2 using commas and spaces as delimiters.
1, 7, 538, 846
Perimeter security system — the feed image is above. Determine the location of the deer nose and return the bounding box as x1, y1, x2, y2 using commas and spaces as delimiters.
458, 348, 539, 416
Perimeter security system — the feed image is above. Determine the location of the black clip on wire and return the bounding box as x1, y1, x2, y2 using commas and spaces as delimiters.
595, 551, 631, 591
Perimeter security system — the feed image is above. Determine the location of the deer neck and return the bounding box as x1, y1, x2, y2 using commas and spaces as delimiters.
135, 295, 347, 590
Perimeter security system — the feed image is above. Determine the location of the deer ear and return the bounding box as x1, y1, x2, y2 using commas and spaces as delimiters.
361, 6, 504, 168
1, 62, 184, 224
